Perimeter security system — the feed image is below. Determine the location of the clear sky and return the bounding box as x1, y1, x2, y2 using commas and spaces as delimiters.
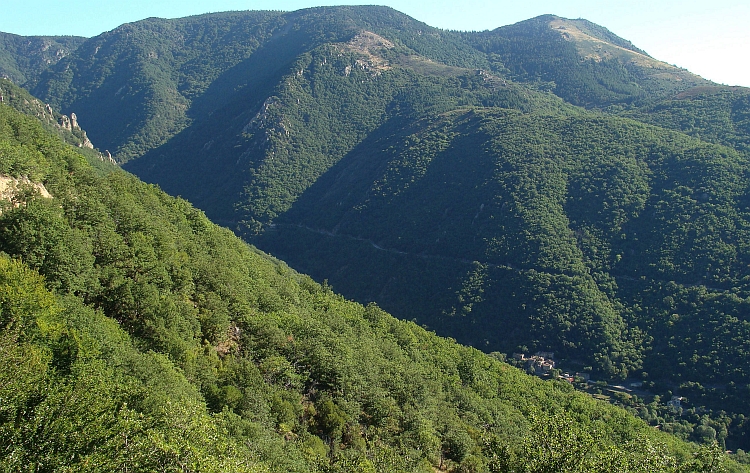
3, 0, 748, 87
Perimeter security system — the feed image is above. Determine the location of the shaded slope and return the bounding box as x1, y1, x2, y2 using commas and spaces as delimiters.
0, 32, 85, 87
32, 11, 286, 162
2, 98, 742, 472
32, 6, 493, 164
257, 108, 750, 395
124, 21, 564, 226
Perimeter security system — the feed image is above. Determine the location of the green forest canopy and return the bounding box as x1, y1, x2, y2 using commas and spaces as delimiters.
0, 97, 746, 471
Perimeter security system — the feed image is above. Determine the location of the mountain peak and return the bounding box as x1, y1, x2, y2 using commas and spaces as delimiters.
548, 17, 649, 55
508, 14, 649, 56
477, 14, 709, 106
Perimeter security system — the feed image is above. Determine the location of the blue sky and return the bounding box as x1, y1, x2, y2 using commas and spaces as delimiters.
3, 0, 748, 86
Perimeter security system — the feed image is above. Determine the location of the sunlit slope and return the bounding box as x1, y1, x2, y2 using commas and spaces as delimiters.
3, 98, 743, 472
466, 15, 709, 107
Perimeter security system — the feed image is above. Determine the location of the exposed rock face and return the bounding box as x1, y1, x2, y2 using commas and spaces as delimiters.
60, 114, 72, 130
242, 97, 279, 135
103, 150, 116, 164
337, 31, 394, 75
59, 112, 83, 131
0, 175, 53, 209
80, 134, 94, 149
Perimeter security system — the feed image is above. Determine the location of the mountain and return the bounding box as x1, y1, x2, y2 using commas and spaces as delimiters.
621, 85, 750, 153
0, 32, 85, 87
257, 107, 750, 382
4, 5, 750, 455
0, 78, 98, 149
31, 7, 497, 164
465, 15, 710, 107
121, 15, 566, 226
3, 94, 744, 471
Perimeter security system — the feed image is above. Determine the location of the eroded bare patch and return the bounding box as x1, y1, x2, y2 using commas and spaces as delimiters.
337, 31, 395, 74
549, 18, 685, 75
0, 175, 52, 210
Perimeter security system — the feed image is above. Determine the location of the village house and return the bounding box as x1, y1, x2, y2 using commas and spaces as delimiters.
513, 353, 556, 375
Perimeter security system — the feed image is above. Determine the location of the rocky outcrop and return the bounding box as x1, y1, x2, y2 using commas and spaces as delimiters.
58, 112, 82, 132
59, 114, 72, 130
337, 31, 395, 76
101, 150, 116, 164
80, 133, 94, 149
0, 175, 52, 210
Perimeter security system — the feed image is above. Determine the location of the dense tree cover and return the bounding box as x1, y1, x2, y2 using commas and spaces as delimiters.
0, 33, 85, 87
256, 108, 750, 448
125, 36, 566, 226
29, 6, 498, 164
619, 87, 750, 155
11, 5, 749, 446
0, 79, 110, 171
464, 15, 708, 108
2, 8, 722, 167
5, 3, 750, 461
1, 96, 746, 471
32, 10, 288, 161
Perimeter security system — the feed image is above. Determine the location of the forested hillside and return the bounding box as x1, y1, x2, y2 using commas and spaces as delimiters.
4, 95, 744, 471
259, 106, 750, 378
0, 32, 84, 87
31, 7, 496, 164
256, 107, 750, 447
465, 15, 709, 107
0, 79, 102, 155
3, 4, 750, 461
620, 86, 750, 154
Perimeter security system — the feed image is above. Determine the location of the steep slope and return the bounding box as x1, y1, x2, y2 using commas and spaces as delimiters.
3, 97, 743, 471
466, 15, 710, 107
7, 5, 750, 455
254, 108, 750, 452
31, 11, 285, 162
620, 85, 750, 154
32, 6, 493, 164
0, 32, 85, 87
125, 28, 564, 226
257, 108, 750, 378
0, 78, 96, 149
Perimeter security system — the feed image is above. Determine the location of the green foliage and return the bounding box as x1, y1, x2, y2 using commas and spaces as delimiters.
0, 256, 262, 472
5, 5, 750, 469
0, 79, 115, 175
620, 87, 750, 155
0, 33, 85, 87
465, 15, 708, 108
1, 95, 744, 471
260, 108, 750, 397
20, 5, 743, 452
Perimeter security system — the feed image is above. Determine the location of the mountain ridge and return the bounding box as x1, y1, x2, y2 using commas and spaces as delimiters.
3, 5, 750, 456
3, 95, 743, 471
0, 32, 85, 87
466, 14, 710, 107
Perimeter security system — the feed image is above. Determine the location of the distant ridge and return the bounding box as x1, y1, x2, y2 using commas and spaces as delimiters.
0, 32, 85, 86
2, 6, 750, 454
